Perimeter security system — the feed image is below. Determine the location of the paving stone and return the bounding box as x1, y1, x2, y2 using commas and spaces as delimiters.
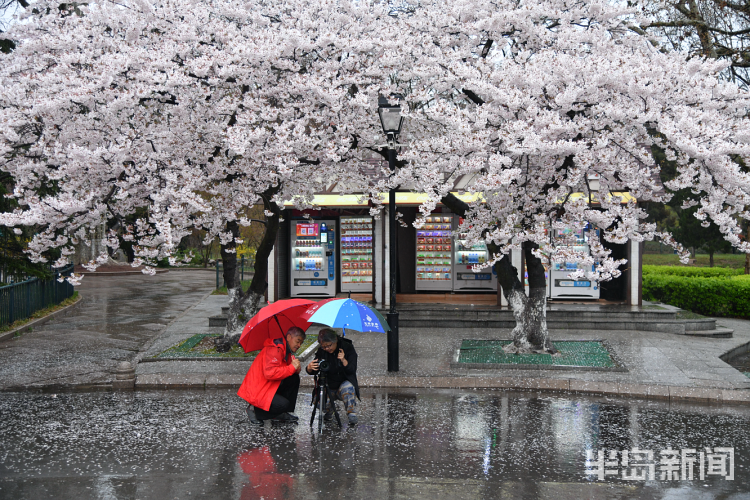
668, 386, 721, 403
721, 389, 750, 405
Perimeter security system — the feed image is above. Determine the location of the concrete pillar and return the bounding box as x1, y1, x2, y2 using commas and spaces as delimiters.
113, 361, 135, 390
629, 239, 641, 306
267, 244, 276, 303
374, 216, 385, 308
384, 207, 391, 309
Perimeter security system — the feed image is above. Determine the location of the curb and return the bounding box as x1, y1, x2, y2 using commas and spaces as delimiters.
132, 370, 750, 405
0, 294, 83, 343
76, 269, 169, 276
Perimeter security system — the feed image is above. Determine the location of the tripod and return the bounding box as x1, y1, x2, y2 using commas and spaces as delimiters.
309, 371, 342, 431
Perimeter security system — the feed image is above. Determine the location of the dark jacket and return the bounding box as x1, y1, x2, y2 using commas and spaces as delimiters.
309, 336, 360, 399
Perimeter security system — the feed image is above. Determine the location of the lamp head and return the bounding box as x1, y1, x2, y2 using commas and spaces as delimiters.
378, 97, 403, 136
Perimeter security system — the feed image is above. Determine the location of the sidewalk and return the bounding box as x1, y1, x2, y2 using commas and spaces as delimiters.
135, 293, 750, 405
2, 271, 749, 404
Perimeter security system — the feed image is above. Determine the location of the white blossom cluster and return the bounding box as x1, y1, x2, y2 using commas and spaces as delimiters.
1, 0, 749, 286
0, 0, 388, 275
367, 0, 750, 282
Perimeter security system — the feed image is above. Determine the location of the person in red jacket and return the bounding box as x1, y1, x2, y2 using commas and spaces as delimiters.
238, 326, 305, 424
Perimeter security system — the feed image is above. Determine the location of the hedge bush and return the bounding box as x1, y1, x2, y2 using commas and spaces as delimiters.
642, 265, 743, 278
643, 273, 750, 318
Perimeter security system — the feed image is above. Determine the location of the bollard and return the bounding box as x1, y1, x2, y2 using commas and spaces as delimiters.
113, 361, 136, 390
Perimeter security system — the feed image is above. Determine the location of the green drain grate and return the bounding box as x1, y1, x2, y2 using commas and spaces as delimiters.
457, 340, 618, 369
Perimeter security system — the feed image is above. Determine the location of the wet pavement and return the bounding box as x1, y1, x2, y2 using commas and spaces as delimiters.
0, 271, 215, 390
2, 273, 750, 497
1, 389, 749, 499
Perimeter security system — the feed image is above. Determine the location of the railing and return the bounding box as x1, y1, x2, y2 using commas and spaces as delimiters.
0, 264, 75, 327
215, 256, 254, 289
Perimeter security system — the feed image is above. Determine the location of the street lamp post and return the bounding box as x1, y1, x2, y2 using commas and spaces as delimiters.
378, 96, 403, 372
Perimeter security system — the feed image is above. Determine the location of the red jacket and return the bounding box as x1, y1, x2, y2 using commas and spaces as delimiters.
237, 337, 297, 411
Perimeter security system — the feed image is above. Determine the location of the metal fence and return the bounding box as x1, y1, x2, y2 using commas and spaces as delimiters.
0, 264, 75, 327
215, 256, 254, 289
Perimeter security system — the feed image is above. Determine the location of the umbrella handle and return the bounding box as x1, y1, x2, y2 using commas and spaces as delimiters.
342, 326, 346, 338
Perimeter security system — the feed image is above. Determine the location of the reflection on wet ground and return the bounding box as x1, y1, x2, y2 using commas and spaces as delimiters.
1, 389, 749, 499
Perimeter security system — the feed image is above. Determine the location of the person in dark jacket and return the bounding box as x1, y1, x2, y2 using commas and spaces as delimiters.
306, 328, 360, 425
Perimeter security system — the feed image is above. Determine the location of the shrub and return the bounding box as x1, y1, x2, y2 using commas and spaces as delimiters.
642, 265, 742, 278
643, 274, 750, 318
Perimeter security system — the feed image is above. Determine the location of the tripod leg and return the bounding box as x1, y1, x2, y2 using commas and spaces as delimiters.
309, 377, 320, 427
309, 392, 318, 427
318, 383, 325, 433
328, 387, 343, 427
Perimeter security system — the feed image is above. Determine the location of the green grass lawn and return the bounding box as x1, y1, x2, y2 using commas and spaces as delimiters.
643, 253, 748, 269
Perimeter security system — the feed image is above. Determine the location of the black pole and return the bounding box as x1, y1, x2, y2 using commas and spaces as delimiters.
387, 142, 399, 372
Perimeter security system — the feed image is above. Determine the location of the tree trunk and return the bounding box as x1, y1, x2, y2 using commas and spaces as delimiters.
709, 251, 714, 268
441, 193, 556, 353
221, 185, 281, 344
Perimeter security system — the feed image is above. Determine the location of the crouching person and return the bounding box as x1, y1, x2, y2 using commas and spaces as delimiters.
238, 326, 305, 425
306, 328, 360, 425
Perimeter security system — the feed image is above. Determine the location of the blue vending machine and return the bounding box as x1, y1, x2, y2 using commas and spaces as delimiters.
549, 225, 599, 299
290, 220, 336, 297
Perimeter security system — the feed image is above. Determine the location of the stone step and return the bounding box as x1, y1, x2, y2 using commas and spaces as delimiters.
208, 310, 729, 337
209, 315, 228, 327
683, 327, 734, 338
397, 318, 722, 334
392, 310, 676, 322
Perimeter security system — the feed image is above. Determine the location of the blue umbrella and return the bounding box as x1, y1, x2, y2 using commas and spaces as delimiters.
301, 298, 390, 335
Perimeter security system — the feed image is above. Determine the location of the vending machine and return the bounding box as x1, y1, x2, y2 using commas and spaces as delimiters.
415, 214, 454, 291
290, 220, 336, 297
340, 216, 373, 292
453, 223, 498, 292
549, 226, 599, 299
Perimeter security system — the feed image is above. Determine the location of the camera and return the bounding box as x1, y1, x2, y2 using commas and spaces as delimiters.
316, 358, 330, 372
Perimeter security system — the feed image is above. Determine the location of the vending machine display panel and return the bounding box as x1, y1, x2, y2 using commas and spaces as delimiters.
415, 215, 454, 291
290, 220, 336, 297
340, 216, 373, 292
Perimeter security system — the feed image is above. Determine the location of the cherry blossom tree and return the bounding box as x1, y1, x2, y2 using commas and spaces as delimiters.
0, 0, 389, 342
3, 0, 749, 354
365, 0, 750, 352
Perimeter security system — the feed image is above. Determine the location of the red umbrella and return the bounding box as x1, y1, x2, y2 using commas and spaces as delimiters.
239, 299, 315, 353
